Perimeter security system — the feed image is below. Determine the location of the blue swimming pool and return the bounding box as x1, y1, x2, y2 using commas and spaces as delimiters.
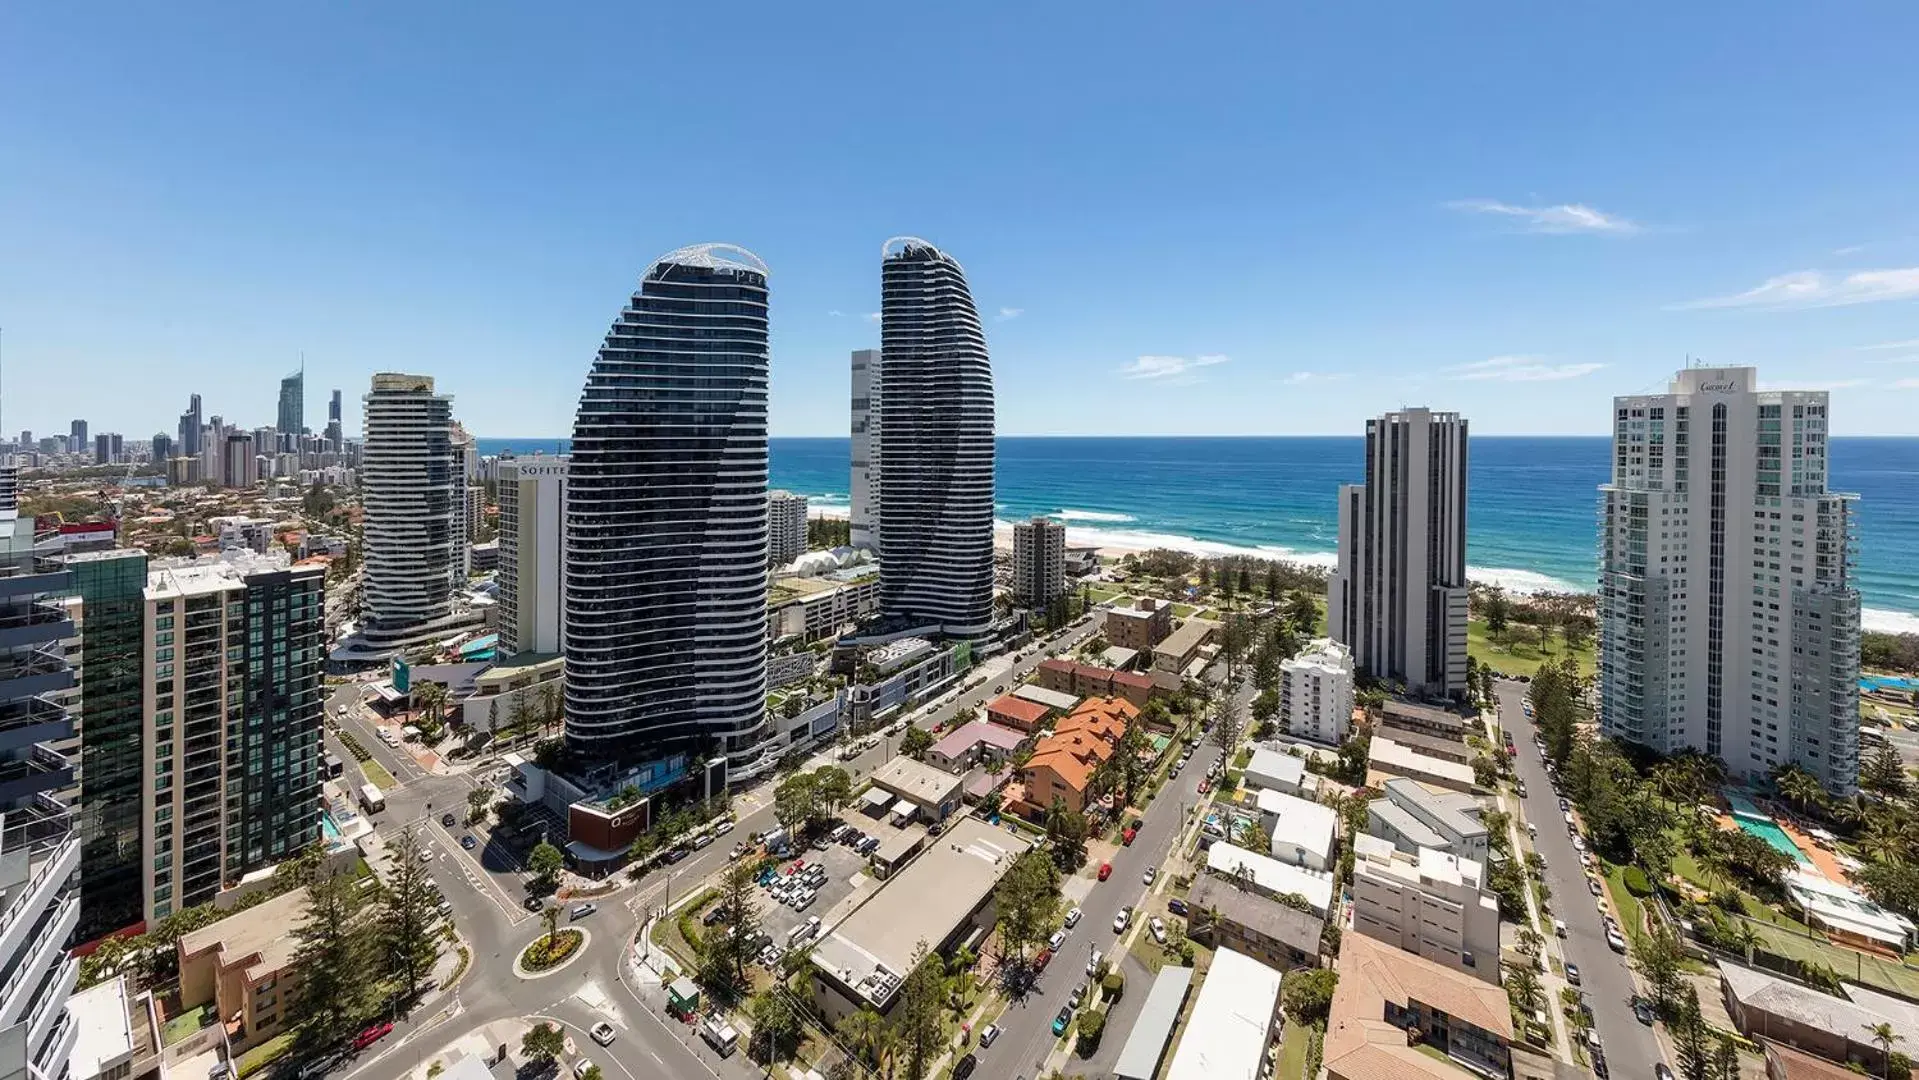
321, 812, 344, 843
1726, 792, 1810, 865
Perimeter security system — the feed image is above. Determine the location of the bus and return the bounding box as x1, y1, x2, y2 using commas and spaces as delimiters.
358, 782, 386, 814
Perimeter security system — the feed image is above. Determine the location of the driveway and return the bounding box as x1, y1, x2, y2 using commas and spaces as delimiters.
1497, 679, 1667, 1078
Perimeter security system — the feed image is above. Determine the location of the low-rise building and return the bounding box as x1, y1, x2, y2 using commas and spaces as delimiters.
176, 889, 306, 1054
1243, 747, 1308, 796
808, 817, 1030, 1023
1186, 875, 1324, 973
985, 693, 1051, 733
66, 975, 149, 1080
1324, 931, 1517, 1080
1378, 699, 1473, 743
926, 721, 1028, 774
768, 569, 882, 643
1350, 835, 1501, 983
869, 756, 965, 823
1279, 638, 1355, 745
1151, 617, 1216, 674
1204, 840, 1336, 915
1368, 735, 1479, 793
1255, 788, 1338, 870
1063, 546, 1099, 578
844, 638, 962, 729
1113, 966, 1196, 1080
1104, 598, 1172, 652
1010, 684, 1079, 714
1034, 658, 1156, 708
1367, 777, 1489, 864
1720, 961, 1919, 1078
1162, 948, 1284, 1080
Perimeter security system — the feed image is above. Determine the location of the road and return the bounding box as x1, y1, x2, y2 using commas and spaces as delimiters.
1496, 679, 1666, 1079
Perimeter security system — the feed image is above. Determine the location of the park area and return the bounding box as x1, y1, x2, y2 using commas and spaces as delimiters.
1467, 618, 1596, 679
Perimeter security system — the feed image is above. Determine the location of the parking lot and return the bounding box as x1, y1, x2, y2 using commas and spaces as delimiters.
731, 832, 878, 968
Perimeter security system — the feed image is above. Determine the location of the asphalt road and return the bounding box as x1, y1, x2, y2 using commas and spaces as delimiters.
1496, 679, 1667, 1079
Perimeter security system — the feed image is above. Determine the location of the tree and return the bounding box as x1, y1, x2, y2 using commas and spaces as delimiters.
1674, 983, 1710, 1080
289, 869, 378, 1053
893, 944, 946, 1080
466, 786, 492, 825
1238, 820, 1272, 853
748, 988, 801, 1066
900, 725, 934, 760
521, 1022, 565, 1064
711, 857, 762, 991
1282, 968, 1337, 1025
539, 682, 562, 735
1631, 923, 1686, 1012
994, 849, 1062, 962
1864, 744, 1910, 797
1483, 588, 1511, 641
814, 765, 854, 818
527, 841, 565, 897
1713, 1032, 1741, 1080
838, 1008, 889, 1072
1867, 1022, 1906, 1080
377, 827, 444, 1000
1045, 798, 1090, 871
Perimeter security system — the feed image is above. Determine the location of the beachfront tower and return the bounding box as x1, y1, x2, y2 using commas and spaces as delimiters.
875, 237, 996, 640
564, 244, 772, 771
359, 373, 460, 649
1012, 516, 1067, 609
1598, 366, 1859, 797
850, 349, 882, 553
1329, 407, 1469, 700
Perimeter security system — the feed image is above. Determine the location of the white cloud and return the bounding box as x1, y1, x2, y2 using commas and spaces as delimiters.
1834, 244, 1867, 256
996, 307, 1024, 322
1859, 338, 1919, 352
1446, 355, 1607, 382
1281, 371, 1349, 385
1894, 378, 1919, 390
1670, 268, 1919, 310
1447, 198, 1640, 235
1119, 354, 1230, 381
863, 312, 881, 323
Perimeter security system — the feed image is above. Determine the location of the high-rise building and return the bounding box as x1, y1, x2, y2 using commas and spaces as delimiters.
67, 549, 148, 943
768, 491, 808, 568
151, 433, 173, 463
140, 551, 324, 919
875, 238, 996, 639
1329, 407, 1469, 700
0, 479, 83, 1080
277, 366, 305, 447
92, 434, 112, 466
496, 457, 568, 655
360, 374, 458, 648
325, 389, 343, 451
449, 425, 475, 580
1598, 366, 1860, 795
849, 348, 881, 552
565, 243, 770, 768
1012, 516, 1066, 609
1280, 638, 1356, 745
222, 433, 258, 488
69, 420, 87, 455
179, 393, 203, 458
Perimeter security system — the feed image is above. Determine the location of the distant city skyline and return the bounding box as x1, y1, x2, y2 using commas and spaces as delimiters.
5, 8, 1919, 439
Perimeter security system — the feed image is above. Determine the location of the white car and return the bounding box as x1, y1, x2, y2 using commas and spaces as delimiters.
1113, 908, 1131, 933
1063, 906, 1082, 929
1047, 930, 1066, 951
713, 819, 734, 836
589, 1023, 616, 1046
1142, 867, 1156, 886
573, 1060, 594, 1079
1087, 948, 1103, 975
1149, 916, 1167, 944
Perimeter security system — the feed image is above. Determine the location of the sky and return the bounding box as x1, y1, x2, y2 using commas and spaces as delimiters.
6, 4, 1919, 440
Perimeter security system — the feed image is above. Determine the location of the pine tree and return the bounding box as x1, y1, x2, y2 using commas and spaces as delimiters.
377, 827, 444, 1001
290, 868, 379, 1052
892, 944, 946, 1080
1674, 983, 1710, 1080
715, 858, 762, 990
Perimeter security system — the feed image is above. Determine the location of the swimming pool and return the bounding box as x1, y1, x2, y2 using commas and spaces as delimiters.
1726, 792, 1811, 865
322, 812, 345, 843
1861, 675, 1919, 693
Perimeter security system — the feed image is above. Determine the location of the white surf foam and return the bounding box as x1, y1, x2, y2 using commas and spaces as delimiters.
1863, 608, 1919, 635
1053, 509, 1138, 523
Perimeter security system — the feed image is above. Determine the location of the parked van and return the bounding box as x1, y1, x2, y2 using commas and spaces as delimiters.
1554, 919, 1568, 938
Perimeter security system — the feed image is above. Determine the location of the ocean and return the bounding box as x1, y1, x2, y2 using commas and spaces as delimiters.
477, 436, 1919, 630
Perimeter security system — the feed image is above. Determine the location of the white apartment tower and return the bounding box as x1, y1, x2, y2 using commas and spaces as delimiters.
1279, 637, 1355, 745
1012, 516, 1067, 609
768, 491, 808, 568
496, 457, 568, 656
1329, 408, 1469, 699
849, 349, 881, 553
360, 373, 459, 649
1598, 366, 1860, 796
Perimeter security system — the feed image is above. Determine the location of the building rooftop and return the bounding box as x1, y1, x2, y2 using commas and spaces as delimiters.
1369, 737, 1478, 790
810, 816, 1030, 1008
1163, 948, 1284, 1080
1255, 788, 1338, 861
146, 548, 300, 598
1245, 747, 1307, 789
66, 975, 135, 1080
1188, 875, 1326, 957
1011, 684, 1080, 712
985, 694, 1050, 727
869, 636, 935, 669
1380, 699, 1470, 733
1720, 960, 1915, 1038
1100, 645, 1140, 669
1367, 797, 1449, 849
871, 755, 964, 804
1379, 778, 1488, 839
177, 887, 308, 985
1205, 841, 1336, 914
930, 721, 1027, 759
1113, 965, 1196, 1080
1764, 1040, 1872, 1080
1324, 932, 1514, 1080
1155, 617, 1217, 658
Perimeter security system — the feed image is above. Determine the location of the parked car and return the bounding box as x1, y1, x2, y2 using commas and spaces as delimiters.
1588, 877, 1603, 896
440, 812, 456, 827
1149, 916, 1167, 944
1142, 867, 1156, 886
702, 906, 728, 926
1121, 826, 1137, 845
1565, 963, 1581, 986
1063, 906, 1082, 928
589, 1022, 616, 1046
952, 1053, 978, 1080
1097, 862, 1112, 881
1634, 999, 1656, 1025
714, 819, 734, 835
1033, 948, 1054, 972
978, 1024, 999, 1049
1051, 1007, 1072, 1036
352, 1022, 394, 1051
1047, 930, 1066, 951
1167, 897, 1188, 916
572, 1060, 594, 1079
1069, 983, 1087, 1007
1655, 1064, 1674, 1080
418, 848, 434, 864
1086, 948, 1103, 975
1515, 781, 1527, 797
1113, 908, 1131, 933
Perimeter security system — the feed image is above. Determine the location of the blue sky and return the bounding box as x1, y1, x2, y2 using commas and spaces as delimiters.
6, 4, 1919, 439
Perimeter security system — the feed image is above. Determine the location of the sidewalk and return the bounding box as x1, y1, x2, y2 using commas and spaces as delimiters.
1501, 789, 1573, 1063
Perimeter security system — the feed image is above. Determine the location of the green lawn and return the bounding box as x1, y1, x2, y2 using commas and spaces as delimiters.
1279, 1021, 1313, 1079
360, 758, 397, 789
1468, 618, 1596, 679
161, 1003, 217, 1047
1086, 585, 1131, 605
1599, 860, 1646, 936
1171, 602, 1199, 617
1742, 918, 1919, 998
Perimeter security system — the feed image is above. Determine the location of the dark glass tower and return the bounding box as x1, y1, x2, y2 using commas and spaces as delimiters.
876, 237, 996, 639
563, 244, 771, 769
69, 548, 148, 943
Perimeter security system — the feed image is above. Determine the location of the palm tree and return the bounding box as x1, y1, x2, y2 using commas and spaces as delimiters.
1860, 815, 1908, 868
1865, 1021, 1903, 1080
1651, 762, 1689, 811
541, 904, 561, 949
1729, 921, 1760, 965
839, 1008, 887, 1071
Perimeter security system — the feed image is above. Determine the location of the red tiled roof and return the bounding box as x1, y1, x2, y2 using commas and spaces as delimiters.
986, 694, 1049, 725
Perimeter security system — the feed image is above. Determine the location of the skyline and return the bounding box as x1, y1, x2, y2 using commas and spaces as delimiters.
7, 6, 1919, 438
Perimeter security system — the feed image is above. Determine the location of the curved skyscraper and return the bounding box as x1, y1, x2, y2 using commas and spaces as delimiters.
875, 237, 996, 639
564, 244, 771, 769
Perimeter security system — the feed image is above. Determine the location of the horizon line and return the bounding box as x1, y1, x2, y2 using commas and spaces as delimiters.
472, 431, 1919, 440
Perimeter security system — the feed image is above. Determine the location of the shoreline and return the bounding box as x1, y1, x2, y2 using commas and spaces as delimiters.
806, 501, 1919, 634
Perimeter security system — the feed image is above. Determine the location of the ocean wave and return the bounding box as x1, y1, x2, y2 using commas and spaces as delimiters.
1465, 566, 1590, 596
1012, 520, 1341, 569
806, 500, 850, 520
1052, 509, 1137, 523
1863, 608, 1919, 635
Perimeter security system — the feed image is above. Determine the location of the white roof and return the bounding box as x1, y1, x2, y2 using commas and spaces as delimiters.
1371, 736, 1478, 787
1245, 747, 1306, 789
66, 977, 134, 1080
1255, 789, 1337, 861
1206, 841, 1336, 914
1164, 948, 1283, 1080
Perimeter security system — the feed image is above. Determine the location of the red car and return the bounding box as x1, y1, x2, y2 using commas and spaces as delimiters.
352, 1022, 394, 1051
1121, 826, 1137, 846
1033, 947, 1054, 971
1097, 862, 1112, 881
1198, 780, 1211, 794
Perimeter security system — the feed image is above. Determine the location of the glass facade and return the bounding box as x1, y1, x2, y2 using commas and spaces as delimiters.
70, 549, 148, 944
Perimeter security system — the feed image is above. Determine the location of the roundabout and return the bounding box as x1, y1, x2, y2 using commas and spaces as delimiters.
514, 926, 591, 979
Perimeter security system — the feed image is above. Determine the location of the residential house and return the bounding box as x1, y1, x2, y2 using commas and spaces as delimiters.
1324, 932, 1517, 1080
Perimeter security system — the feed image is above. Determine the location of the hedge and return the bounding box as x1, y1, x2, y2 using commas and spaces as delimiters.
1622, 866, 1652, 897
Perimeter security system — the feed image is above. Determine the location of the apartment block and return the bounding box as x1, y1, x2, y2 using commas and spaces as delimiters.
67, 549, 149, 943
142, 552, 325, 921
1011, 516, 1066, 609
1280, 637, 1355, 745
495, 457, 567, 655
1366, 776, 1489, 864
768, 491, 808, 568
1104, 598, 1172, 653
1351, 834, 1501, 983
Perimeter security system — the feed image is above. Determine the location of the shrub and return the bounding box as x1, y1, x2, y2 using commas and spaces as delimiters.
1075, 1008, 1106, 1050
1622, 867, 1652, 897
1101, 969, 1125, 1001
